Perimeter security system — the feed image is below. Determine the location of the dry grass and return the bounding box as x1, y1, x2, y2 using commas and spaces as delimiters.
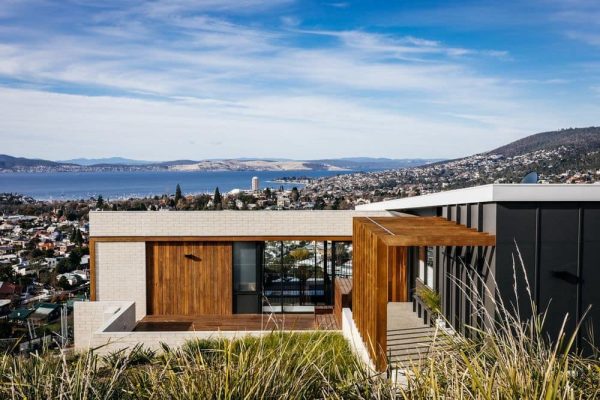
398, 249, 600, 399
1, 249, 599, 399
0, 332, 394, 399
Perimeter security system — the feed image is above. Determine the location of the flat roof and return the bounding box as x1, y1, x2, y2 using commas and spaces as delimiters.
356, 184, 600, 211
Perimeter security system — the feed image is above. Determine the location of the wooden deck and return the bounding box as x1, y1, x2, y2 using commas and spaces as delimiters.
135, 313, 338, 332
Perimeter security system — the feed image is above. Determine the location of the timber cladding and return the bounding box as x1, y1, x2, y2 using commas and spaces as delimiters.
352, 218, 390, 372
334, 278, 352, 328
146, 241, 233, 316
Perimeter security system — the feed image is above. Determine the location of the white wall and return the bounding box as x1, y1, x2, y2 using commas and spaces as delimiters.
89, 210, 392, 237
341, 308, 376, 371
95, 242, 146, 320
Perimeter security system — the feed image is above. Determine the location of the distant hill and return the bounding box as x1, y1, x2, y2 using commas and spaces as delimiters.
60, 157, 155, 166
489, 127, 600, 157
308, 126, 600, 201
0, 154, 73, 169
0, 154, 441, 173
312, 158, 443, 170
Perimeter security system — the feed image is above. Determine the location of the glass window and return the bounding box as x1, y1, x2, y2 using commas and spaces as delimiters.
262, 240, 334, 313
418, 247, 426, 281
426, 247, 435, 289
262, 241, 282, 312
334, 242, 352, 278
233, 242, 258, 292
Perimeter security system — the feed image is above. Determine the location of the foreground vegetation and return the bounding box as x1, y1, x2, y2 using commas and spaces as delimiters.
1, 261, 599, 399
1, 322, 598, 399
0, 332, 393, 399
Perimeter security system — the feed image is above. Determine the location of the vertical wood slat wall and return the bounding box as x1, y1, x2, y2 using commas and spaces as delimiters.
388, 246, 408, 302
353, 218, 409, 371
146, 241, 233, 316
352, 220, 385, 371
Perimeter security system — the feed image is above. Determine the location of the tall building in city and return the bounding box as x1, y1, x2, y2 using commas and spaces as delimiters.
251, 176, 259, 192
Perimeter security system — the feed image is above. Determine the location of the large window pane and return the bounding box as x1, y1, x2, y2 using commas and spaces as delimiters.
334, 242, 353, 278
233, 242, 258, 292
263, 241, 282, 312
262, 240, 334, 313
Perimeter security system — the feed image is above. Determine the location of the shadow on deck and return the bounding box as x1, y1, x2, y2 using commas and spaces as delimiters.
387, 302, 452, 368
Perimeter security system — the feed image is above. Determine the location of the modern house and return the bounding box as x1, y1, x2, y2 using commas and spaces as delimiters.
75, 184, 600, 372
357, 183, 600, 364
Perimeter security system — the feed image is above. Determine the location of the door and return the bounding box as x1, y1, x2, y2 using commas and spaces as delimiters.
146, 241, 232, 315
233, 242, 262, 313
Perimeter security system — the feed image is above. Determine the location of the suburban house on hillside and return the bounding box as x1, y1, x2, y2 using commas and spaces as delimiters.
75, 184, 600, 372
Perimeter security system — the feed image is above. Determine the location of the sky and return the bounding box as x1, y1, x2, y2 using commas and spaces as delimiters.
0, 0, 599, 161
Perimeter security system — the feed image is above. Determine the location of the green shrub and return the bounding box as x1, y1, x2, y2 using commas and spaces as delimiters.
415, 285, 441, 316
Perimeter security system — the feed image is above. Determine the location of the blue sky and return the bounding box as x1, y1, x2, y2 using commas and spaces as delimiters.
0, 0, 598, 160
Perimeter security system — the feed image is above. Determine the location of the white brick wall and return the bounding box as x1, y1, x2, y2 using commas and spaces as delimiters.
74, 301, 135, 350
89, 210, 393, 237
96, 242, 146, 320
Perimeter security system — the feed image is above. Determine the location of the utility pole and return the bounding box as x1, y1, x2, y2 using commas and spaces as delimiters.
60, 303, 68, 347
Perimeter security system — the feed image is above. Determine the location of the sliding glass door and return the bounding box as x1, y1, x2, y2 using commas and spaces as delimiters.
263, 241, 283, 312
262, 240, 337, 313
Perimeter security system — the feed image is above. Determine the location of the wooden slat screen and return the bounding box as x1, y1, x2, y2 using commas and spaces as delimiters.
146, 241, 233, 316
352, 218, 389, 371
388, 246, 408, 302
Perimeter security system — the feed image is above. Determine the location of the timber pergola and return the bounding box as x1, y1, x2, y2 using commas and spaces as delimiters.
352, 216, 496, 371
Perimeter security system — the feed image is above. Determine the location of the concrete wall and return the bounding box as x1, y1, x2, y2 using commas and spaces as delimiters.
74, 300, 318, 355
341, 308, 375, 371
74, 301, 136, 350
95, 242, 146, 320
90, 210, 393, 237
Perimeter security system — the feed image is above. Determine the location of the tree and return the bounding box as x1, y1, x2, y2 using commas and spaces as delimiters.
96, 195, 104, 209
314, 197, 325, 210
213, 187, 222, 210
0, 265, 15, 283
58, 276, 71, 290
291, 187, 300, 202
68, 248, 83, 270
74, 229, 84, 246
175, 184, 182, 204
56, 259, 71, 274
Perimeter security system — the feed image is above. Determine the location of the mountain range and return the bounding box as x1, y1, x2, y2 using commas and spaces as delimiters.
2, 126, 599, 175
0, 155, 442, 173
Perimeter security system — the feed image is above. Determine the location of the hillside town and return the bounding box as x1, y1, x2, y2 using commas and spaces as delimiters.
301, 146, 600, 206
1, 143, 599, 347
0, 194, 90, 351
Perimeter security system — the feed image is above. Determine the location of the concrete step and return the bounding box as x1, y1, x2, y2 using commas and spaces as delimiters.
387, 326, 435, 335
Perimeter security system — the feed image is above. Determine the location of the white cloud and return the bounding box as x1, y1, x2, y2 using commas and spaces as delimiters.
0, 1, 596, 159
